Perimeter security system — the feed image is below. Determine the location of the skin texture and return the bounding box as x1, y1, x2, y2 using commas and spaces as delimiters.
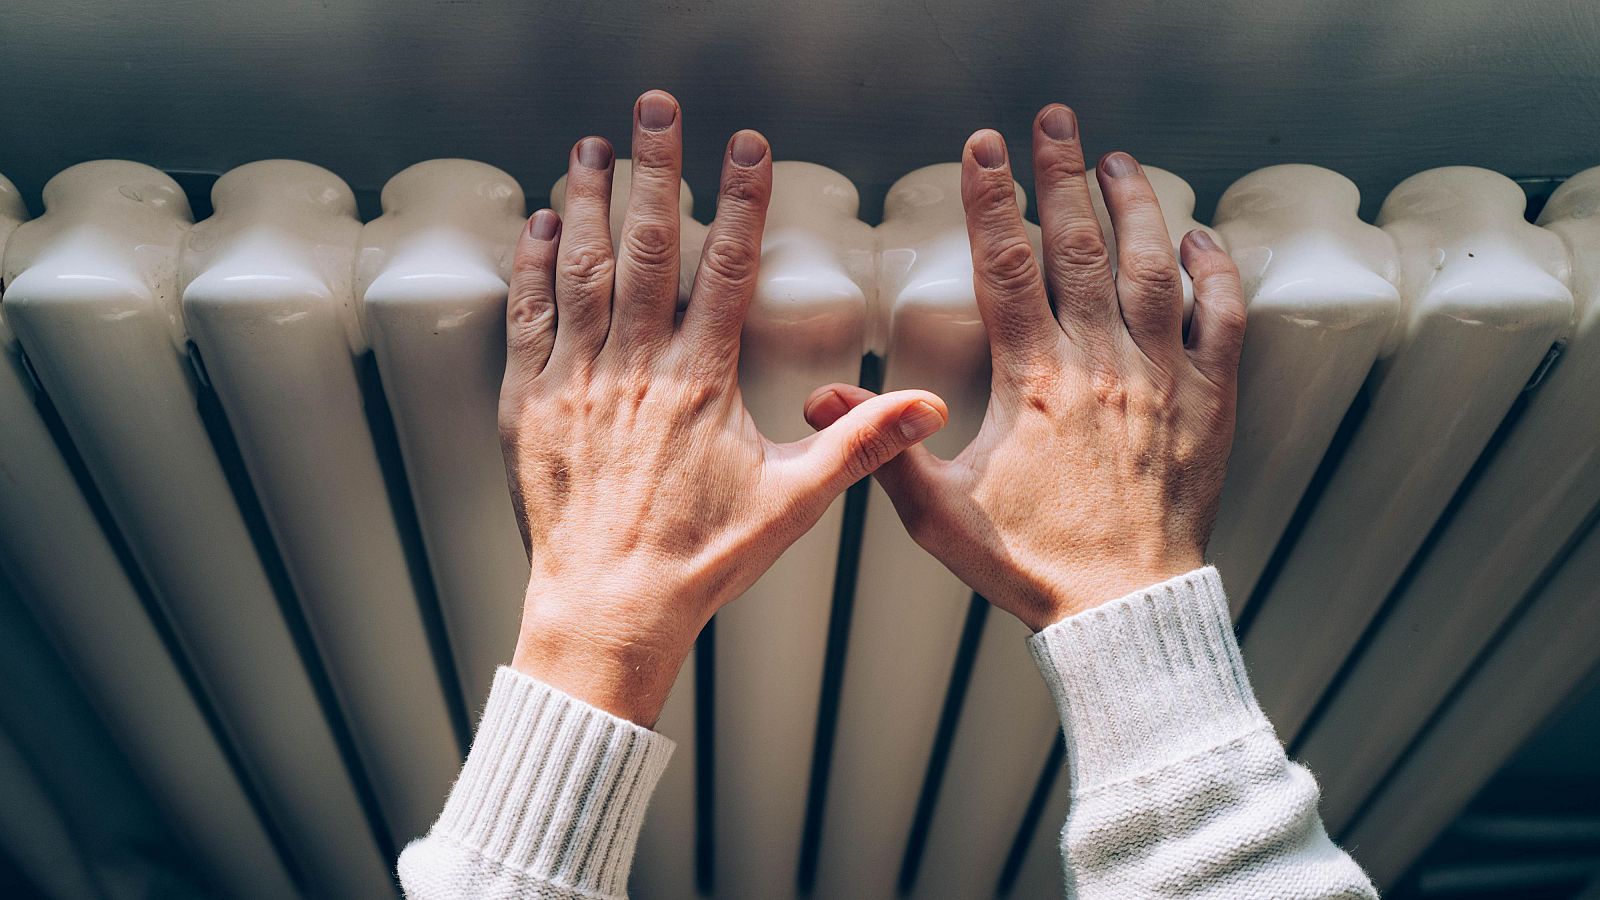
502, 94, 1247, 724
805, 106, 1248, 631
501, 90, 949, 725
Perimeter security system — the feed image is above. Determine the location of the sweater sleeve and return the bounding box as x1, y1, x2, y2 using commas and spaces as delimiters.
1028, 567, 1378, 899
397, 667, 675, 900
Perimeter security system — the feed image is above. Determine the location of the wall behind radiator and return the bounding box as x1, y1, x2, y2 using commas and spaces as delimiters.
1, 0, 1596, 220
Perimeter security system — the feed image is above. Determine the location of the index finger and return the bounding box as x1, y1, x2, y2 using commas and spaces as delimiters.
960, 129, 1056, 369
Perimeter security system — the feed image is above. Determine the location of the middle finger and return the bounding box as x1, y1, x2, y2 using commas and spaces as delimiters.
612, 89, 685, 354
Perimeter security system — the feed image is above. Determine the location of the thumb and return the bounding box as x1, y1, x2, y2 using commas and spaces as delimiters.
793, 388, 948, 495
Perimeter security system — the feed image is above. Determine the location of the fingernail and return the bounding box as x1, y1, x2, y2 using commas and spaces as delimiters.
577, 137, 613, 170
972, 131, 1006, 169
730, 131, 767, 167
1041, 106, 1077, 141
1188, 229, 1220, 252
528, 209, 559, 241
638, 92, 677, 131
897, 401, 945, 442
807, 389, 841, 420
1102, 152, 1138, 178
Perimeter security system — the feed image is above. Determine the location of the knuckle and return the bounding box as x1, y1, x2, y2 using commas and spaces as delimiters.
565, 173, 611, 206
720, 170, 770, 209
506, 278, 556, 331
1039, 152, 1089, 184
979, 177, 1020, 215
1211, 291, 1249, 337
1047, 223, 1110, 272
1089, 365, 1129, 411
632, 140, 679, 174
983, 238, 1040, 292
700, 236, 760, 284
1125, 253, 1182, 296
845, 423, 898, 480
622, 219, 679, 270
1013, 369, 1061, 414
963, 170, 1017, 215
559, 242, 615, 292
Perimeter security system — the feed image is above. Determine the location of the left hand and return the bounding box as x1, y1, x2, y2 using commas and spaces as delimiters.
499, 90, 948, 725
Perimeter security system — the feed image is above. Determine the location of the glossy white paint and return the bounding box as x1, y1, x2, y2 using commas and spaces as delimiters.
1342, 516, 1600, 888
1302, 165, 1600, 834
1241, 167, 1573, 742
0, 161, 394, 899
6, 152, 1600, 898
814, 163, 1037, 899
912, 612, 1054, 900
358, 160, 529, 714
181, 160, 461, 845
1210, 165, 1402, 610
717, 161, 872, 899
0, 175, 20, 246
551, 161, 705, 900
0, 313, 295, 897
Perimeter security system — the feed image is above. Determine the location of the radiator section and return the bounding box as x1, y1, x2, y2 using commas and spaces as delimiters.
1, 156, 1596, 899
814, 163, 1038, 899
0, 161, 394, 898
358, 160, 530, 714
0, 307, 295, 896
1241, 166, 1573, 741
180, 160, 462, 845
1300, 165, 1600, 833
0, 723, 104, 900
1209, 164, 1402, 608
1342, 513, 1600, 888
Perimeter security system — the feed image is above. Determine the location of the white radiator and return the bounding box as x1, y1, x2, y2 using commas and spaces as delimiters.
0, 157, 1596, 900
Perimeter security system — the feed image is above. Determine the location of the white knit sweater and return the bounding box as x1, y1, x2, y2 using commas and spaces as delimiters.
397, 567, 1377, 898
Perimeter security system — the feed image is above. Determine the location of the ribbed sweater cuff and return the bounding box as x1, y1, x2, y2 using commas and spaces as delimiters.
1028, 566, 1268, 794
431, 666, 675, 898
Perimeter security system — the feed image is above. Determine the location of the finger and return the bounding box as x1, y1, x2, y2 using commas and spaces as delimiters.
1097, 152, 1185, 365
547, 136, 616, 372
789, 388, 948, 496
802, 382, 880, 431
798, 384, 949, 535
1180, 230, 1248, 388
960, 129, 1056, 369
679, 130, 772, 365
505, 209, 562, 383
613, 90, 684, 351
1031, 105, 1120, 355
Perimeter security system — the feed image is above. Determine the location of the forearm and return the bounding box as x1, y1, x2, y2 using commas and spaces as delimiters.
1031, 567, 1377, 899
397, 668, 674, 900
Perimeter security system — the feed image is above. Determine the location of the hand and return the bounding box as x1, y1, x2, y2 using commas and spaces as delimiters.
805, 105, 1247, 631
500, 90, 948, 724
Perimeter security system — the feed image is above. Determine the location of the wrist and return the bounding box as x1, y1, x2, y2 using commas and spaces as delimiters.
1029, 550, 1206, 630
512, 592, 699, 727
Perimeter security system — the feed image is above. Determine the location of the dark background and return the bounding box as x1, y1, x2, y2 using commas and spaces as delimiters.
3, 0, 1597, 222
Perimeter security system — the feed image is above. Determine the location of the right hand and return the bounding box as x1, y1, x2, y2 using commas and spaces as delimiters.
804, 105, 1248, 631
